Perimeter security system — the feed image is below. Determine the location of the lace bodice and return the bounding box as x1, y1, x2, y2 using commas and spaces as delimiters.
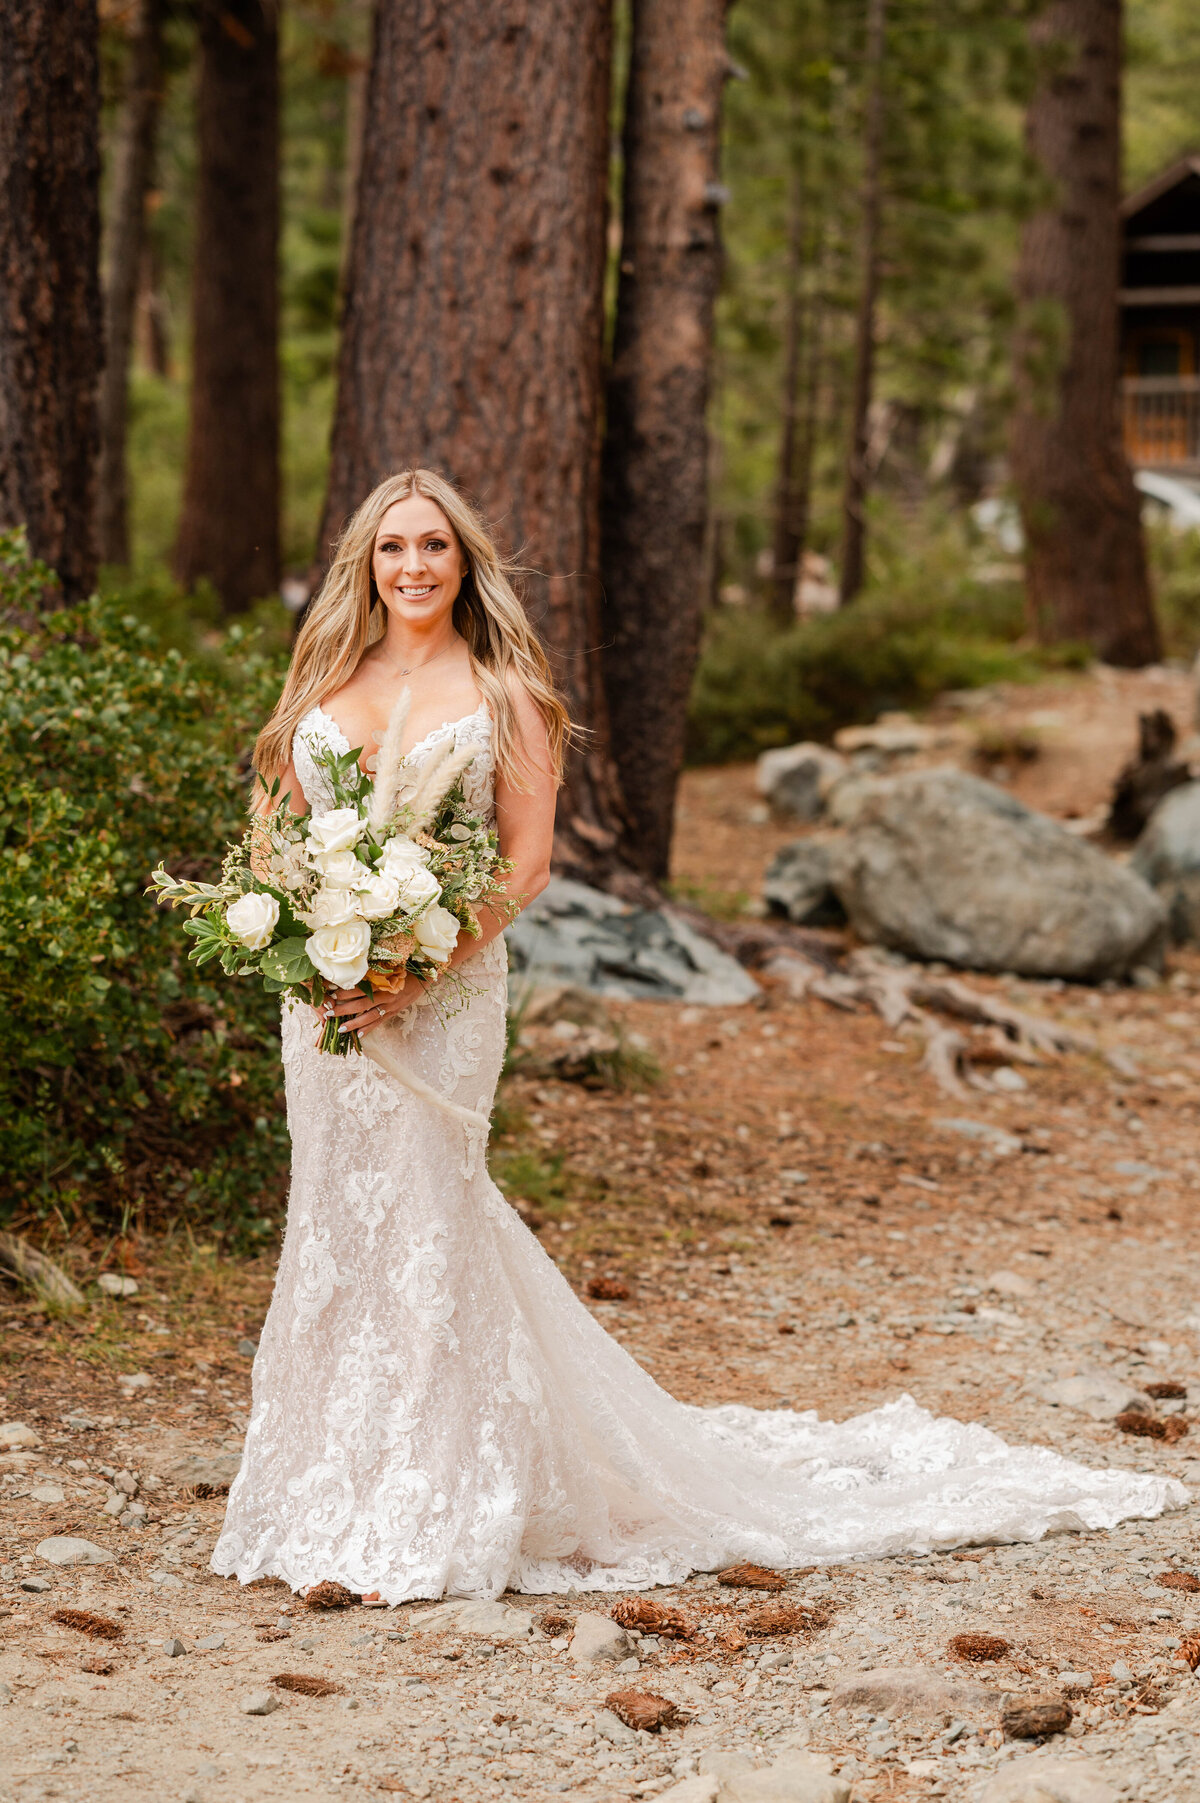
292, 701, 496, 824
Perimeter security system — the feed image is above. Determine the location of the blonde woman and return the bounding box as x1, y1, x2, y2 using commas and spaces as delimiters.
213, 469, 1182, 1606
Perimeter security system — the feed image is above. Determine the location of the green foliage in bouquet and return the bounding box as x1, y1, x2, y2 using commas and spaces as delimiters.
0, 532, 289, 1239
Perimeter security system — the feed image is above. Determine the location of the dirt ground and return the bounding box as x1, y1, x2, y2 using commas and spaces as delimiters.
2, 665, 1200, 1803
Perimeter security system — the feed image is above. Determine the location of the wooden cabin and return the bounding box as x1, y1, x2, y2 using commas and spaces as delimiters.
1120, 156, 1200, 472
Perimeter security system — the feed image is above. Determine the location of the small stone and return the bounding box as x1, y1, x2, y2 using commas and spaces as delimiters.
991, 1066, 1027, 1092
570, 1611, 633, 1665
829, 1665, 994, 1718
593, 1706, 640, 1746
117, 1372, 151, 1390
0, 1422, 40, 1450
699, 1752, 756, 1778
980, 1755, 1117, 1803
1038, 1370, 1153, 1422
237, 1339, 258, 1357
1056, 1671, 1093, 1693
240, 1689, 281, 1716
723, 1752, 851, 1803
196, 1634, 225, 1651
1001, 1693, 1073, 1739
408, 1598, 532, 1643
36, 1536, 114, 1567
163, 1637, 187, 1657
0, 1682, 12, 1704
656, 1780, 719, 1803
97, 1273, 138, 1297
30, 1484, 64, 1504
988, 1270, 1034, 1300
20, 1575, 52, 1592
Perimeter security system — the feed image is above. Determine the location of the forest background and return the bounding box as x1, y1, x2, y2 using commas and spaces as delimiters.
4, 0, 1200, 1248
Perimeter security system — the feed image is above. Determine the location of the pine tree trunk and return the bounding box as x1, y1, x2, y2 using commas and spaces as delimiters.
599, 0, 728, 882
321, 0, 624, 880
770, 167, 808, 626
174, 0, 280, 614
838, 0, 885, 606
1009, 0, 1159, 665
98, 0, 163, 569
0, 0, 102, 605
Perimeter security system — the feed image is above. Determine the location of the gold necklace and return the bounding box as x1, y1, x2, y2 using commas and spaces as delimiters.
376, 638, 458, 680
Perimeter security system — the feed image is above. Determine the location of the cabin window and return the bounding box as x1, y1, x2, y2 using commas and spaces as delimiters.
1126, 327, 1194, 378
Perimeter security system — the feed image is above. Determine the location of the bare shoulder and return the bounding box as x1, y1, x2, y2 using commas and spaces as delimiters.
501, 669, 552, 763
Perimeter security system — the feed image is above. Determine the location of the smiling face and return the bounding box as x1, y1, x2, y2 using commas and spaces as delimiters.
371, 495, 469, 630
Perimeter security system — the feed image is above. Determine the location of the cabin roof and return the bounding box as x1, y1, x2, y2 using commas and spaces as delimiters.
1123, 155, 1200, 222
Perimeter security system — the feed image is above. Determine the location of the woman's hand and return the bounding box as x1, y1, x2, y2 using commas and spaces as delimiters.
317, 978, 421, 1037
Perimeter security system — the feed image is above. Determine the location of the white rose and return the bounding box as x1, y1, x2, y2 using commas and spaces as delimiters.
393, 863, 440, 912
306, 919, 372, 988
380, 835, 431, 876
226, 891, 279, 952
313, 847, 365, 888
299, 886, 359, 929
412, 903, 460, 964
354, 870, 402, 921
307, 807, 365, 855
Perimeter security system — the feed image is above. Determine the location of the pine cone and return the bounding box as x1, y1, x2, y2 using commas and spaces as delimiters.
610, 1597, 695, 1640
717, 1562, 787, 1591
605, 1689, 686, 1732
303, 1580, 359, 1610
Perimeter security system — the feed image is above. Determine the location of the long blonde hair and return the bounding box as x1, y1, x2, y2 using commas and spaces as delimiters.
255, 469, 571, 787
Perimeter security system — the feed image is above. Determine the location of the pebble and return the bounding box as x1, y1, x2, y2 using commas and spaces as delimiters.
988, 1269, 1034, 1299
117, 1372, 152, 1390
19, 1575, 51, 1592
35, 1536, 113, 1566
1038, 1370, 1153, 1421
408, 1598, 531, 1643
195, 1635, 225, 1651
658, 1781, 719, 1803
569, 1611, 632, 1665
240, 1690, 281, 1716
237, 1339, 258, 1357
723, 1753, 851, 1803
0, 1422, 40, 1450
1057, 1670, 1094, 1692
594, 1707, 640, 1746
97, 1273, 138, 1297
829, 1664, 993, 1717
30, 1484, 64, 1503
163, 1637, 187, 1657
980, 1756, 1118, 1803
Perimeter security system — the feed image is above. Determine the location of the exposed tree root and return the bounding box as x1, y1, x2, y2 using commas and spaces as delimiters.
0, 1231, 85, 1310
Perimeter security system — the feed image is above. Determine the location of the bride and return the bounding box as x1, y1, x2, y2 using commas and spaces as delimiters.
212, 468, 1184, 1604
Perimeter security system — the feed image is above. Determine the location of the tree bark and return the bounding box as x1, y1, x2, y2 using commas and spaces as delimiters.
0, 0, 102, 605
321, 0, 624, 881
98, 0, 164, 569
599, 0, 728, 882
1009, 0, 1160, 665
174, 0, 280, 613
838, 0, 886, 606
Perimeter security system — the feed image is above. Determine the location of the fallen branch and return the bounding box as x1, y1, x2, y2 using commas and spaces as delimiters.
0, 1231, 86, 1311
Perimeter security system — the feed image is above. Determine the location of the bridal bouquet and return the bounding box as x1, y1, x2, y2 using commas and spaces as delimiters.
149, 696, 512, 1055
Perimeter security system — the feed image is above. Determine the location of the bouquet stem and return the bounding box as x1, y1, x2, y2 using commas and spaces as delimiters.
316, 1013, 360, 1057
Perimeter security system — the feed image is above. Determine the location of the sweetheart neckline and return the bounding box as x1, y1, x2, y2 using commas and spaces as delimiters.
298, 699, 490, 768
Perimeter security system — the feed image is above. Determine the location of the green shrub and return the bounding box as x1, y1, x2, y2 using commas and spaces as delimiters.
0, 534, 289, 1239
686, 516, 1087, 763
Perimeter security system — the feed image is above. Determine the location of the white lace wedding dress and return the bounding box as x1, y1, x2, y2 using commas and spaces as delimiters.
211, 704, 1186, 1603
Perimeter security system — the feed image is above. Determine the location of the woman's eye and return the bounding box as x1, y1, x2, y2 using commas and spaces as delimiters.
425, 540, 446, 552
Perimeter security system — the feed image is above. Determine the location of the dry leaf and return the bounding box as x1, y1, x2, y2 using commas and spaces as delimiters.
717, 1562, 787, 1591
270, 1672, 343, 1697
605, 1688, 686, 1732
949, 1632, 1010, 1662
610, 1597, 695, 1640
51, 1608, 123, 1641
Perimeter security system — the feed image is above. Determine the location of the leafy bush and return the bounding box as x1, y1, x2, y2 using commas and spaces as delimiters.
686, 517, 1087, 763
0, 534, 289, 1239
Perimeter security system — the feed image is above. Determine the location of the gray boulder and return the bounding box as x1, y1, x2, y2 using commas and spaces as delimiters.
569, 1610, 633, 1665
827, 770, 1165, 980
756, 744, 847, 822
1132, 782, 1200, 943
506, 877, 759, 1005
763, 842, 846, 928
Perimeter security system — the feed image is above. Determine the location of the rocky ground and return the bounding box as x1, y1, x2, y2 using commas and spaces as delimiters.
3, 666, 1200, 1803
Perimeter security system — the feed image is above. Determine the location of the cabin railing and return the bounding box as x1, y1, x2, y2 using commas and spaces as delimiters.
1121, 374, 1200, 469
